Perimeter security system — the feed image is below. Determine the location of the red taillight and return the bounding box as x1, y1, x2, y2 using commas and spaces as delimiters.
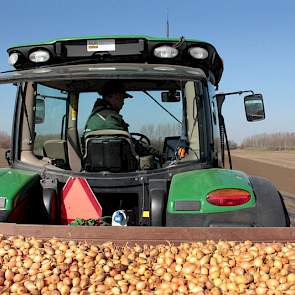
207, 189, 251, 206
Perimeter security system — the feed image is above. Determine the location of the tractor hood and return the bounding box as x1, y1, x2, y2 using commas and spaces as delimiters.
0, 168, 39, 210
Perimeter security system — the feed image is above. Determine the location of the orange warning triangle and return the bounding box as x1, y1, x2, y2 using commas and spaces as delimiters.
61, 177, 102, 224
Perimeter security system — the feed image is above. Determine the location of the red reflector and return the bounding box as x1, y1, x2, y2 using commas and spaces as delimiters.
207, 189, 251, 206
61, 177, 102, 224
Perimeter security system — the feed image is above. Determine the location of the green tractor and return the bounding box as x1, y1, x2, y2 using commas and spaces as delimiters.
0, 35, 290, 227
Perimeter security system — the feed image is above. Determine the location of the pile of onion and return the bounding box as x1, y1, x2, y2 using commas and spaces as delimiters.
0, 235, 294, 294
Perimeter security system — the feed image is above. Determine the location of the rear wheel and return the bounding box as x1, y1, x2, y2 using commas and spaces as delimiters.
249, 176, 290, 226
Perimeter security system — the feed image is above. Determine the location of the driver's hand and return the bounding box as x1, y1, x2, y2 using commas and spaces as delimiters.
132, 139, 150, 157
132, 139, 163, 159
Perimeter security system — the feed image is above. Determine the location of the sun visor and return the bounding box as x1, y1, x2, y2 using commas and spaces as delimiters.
0, 64, 207, 84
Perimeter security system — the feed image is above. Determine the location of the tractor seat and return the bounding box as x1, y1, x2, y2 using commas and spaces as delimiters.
43, 139, 69, 169
83, 130, 139, 172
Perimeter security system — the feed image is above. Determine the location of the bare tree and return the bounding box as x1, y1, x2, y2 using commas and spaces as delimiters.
241, 132, 295, 150
141, 123, 181, 151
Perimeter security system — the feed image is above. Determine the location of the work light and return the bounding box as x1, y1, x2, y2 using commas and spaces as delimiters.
189, 47, 208, 59
29, 49, 50, 63
8, 53, 20, 66
154, 46, 178, 58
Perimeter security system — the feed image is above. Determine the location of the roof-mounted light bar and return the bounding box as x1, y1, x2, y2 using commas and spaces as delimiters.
6, 37, 224, 85
154, 45, 179, 58
8, 53, 20, 66
29, 49, 50, 63
189, 47, 209, 59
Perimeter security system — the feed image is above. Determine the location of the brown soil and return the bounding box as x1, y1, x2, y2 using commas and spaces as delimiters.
231, 149, 295, 170
229, 155, 295, 226
229, 155, 295, 195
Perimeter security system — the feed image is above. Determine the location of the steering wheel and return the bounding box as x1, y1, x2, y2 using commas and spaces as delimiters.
130, 132, 151, 145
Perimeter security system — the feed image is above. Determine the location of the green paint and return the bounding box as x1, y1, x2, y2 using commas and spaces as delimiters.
167, 168, 255, 214
0, 168, 39, 210
9, 35, 212, 50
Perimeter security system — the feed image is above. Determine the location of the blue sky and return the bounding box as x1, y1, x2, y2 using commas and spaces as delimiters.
0, 0, 294, 143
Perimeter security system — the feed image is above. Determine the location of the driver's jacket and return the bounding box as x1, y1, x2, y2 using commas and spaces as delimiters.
84, 99, 129, 134
83, 99, 161, 158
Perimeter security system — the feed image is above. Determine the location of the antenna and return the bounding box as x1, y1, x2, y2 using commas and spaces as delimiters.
166, 9, 170, 38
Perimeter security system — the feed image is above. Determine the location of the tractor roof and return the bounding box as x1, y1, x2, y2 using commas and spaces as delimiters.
7, 35, 224, 85
9, 35, 217, 48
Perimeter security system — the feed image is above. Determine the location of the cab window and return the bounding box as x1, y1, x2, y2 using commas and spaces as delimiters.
33, 84, 68, 157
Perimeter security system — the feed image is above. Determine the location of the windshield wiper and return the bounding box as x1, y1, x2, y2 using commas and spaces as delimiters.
142, 90, 181, 124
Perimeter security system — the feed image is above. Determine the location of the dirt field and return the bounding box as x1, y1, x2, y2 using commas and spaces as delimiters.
229, 150, 295, 195
229, 150, 295, 226
231, 149, 295, 170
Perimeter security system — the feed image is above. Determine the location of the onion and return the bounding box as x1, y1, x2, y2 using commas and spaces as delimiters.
287, 273, 295, 283
266, 278, 280, 289
256, 286, 268, 295
4, 270, 14, 281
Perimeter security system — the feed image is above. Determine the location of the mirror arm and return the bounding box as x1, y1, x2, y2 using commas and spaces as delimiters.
215, 90, 254, 98
223, 121, 232, 170
219, 114, 232, 169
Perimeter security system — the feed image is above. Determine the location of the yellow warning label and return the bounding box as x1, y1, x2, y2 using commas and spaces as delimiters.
71, 109, 77, 121
70, 97, 78, 121
142, 211, 150, 218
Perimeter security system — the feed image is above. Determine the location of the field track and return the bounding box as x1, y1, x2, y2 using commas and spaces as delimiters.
231, 155, 295, 226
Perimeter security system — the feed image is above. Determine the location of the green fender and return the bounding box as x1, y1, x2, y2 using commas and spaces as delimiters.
167, 168, 255, 214
0, 168, 40, 211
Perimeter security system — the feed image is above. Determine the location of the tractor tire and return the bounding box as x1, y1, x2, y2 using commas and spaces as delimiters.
42, 188, 58, 224
151, 189, 165, 226
249, 176, 290, 227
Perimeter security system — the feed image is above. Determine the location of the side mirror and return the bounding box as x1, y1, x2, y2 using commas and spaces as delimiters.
161, 91, 181, 102
244, 94, 265, 122
35, 98, 45, 124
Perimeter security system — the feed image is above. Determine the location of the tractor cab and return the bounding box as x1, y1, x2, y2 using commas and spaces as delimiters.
2, 36, 264, 173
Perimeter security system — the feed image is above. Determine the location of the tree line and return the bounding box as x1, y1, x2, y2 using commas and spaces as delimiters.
1, 128, 295, 151
241, 132, 295, 150
0, 131, 10, 149
140, 123, 181, 151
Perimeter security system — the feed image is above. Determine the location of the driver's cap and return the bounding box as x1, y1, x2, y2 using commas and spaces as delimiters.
99, 81, 133, 99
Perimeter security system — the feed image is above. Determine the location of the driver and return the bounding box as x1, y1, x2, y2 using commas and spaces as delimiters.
83, 81, 162, 159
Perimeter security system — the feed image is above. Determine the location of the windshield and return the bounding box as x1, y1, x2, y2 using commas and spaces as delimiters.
16, 71, 202, 172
